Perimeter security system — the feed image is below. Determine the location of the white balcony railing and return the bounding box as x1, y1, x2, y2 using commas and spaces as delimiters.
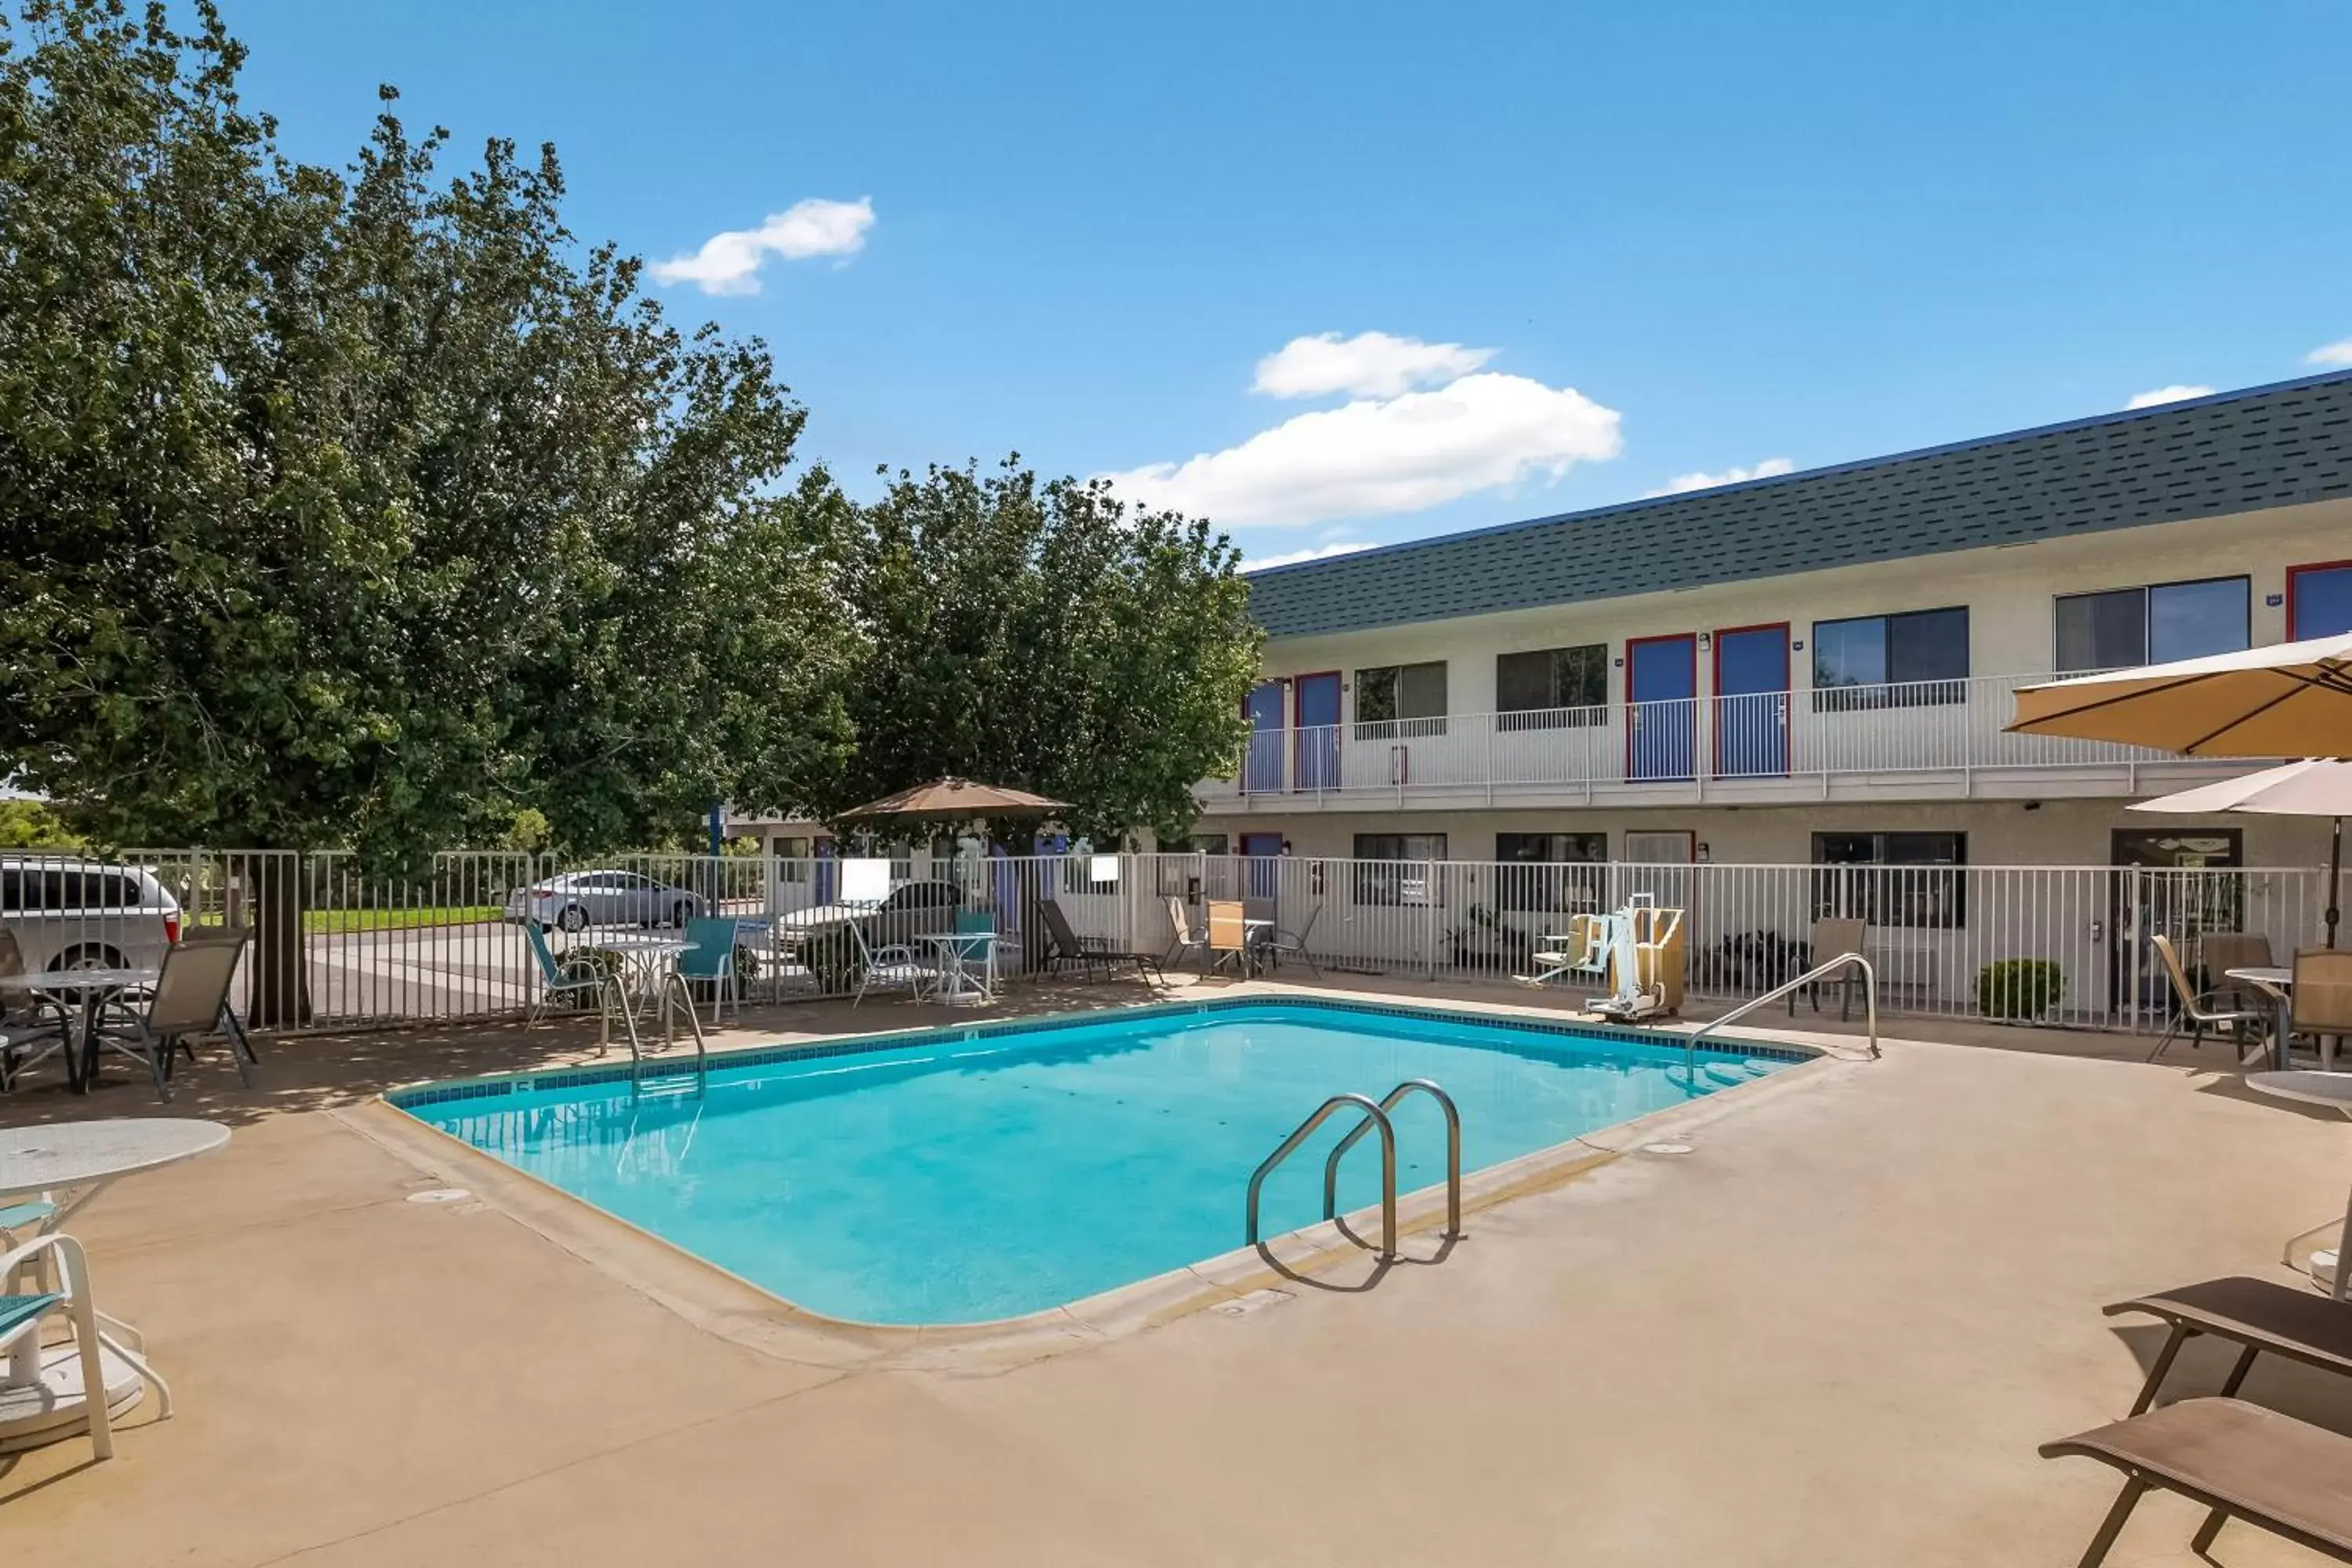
1203, 671, 2207, 801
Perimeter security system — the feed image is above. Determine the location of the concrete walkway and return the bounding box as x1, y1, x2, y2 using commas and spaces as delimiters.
3, 986, 2348, 1565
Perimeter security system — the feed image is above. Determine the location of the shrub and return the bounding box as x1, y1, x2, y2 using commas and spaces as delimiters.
1978, 959, 2063, 1021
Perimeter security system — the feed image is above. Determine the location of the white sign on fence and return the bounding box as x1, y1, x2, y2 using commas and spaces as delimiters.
840, 857, 891, 906
1089, 854, 1120, 886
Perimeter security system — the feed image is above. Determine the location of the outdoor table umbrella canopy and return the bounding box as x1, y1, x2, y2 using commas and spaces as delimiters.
2127, 759, 2351, 948
835, 777, 1069, 821
2007, 631, 2352, 756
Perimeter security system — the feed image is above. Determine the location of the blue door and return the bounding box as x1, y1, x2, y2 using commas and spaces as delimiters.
1714, 624, 1789, 777
1627, 635, 1697, 782
1243, 682, 1286, 792
1294, 673, 1341, 791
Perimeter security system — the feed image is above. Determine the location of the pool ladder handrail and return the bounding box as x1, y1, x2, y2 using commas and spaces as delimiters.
1323, 1079, 1463, 1241
1683, 952, 1880, 1070
612, 972, 710, 1095
1247, 1094, 1396, 1258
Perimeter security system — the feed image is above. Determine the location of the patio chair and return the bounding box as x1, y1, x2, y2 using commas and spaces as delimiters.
951, 909, 999, 999
1206, 900, 1254, 978
2199, 931, 2274, 1014
673, 917, 742, 1023
2292, 947, 2352, 1070
167, 925, 260, 1082
524, 922, 622, 1024
0, 1231, 132, 1462
1263, 903, 1322, 978
84, 937, 247, 1101
0, 929, 72, 1092
1038, 899, 1163, 983
1788, 916, 1867, 1021
2103, 1274, 2352, 1417
848, 918, 940, 1007
1165, 896, 1209, 971
2148, 934, 2267, 1064
2040, 1397, 2352, 1566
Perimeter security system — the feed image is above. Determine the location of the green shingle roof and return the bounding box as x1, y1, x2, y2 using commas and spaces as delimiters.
1243, 371, 2352, 638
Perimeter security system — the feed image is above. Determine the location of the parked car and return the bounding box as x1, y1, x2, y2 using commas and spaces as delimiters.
502, 871, 706, 932
771, 879, 964, 938
0, 857, 182, 971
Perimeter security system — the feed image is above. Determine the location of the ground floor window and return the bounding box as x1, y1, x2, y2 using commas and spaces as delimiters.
1494, 832, 1606, 912
1811, 831, 1966, 927
1352, 833, 1446, 905
771, 836, 811, 881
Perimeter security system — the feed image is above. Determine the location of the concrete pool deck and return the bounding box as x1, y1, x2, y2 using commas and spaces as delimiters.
4, 978, 2350, 1565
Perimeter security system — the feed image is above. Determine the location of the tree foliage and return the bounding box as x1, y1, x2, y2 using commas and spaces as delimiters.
830, 462, 1260, 844
0, 0, 858, 862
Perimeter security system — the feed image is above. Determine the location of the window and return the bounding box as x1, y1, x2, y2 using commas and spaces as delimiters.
2290, 561, 2352, 640
2055, 577, 2249, 672
1494, 832, 1606, 913
1811, 607, 1969, 709
1496, 646, 1607, 729
773, 836, 811, 882
1355, 661, 1447, 738
1811, 832, 1966, 928
1352, 833, 1446, 905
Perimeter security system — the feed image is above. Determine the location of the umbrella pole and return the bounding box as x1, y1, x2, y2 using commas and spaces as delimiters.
2329, 815, 2343, 950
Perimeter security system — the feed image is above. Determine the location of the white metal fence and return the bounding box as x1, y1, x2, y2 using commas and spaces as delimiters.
1, 845, 2338, 1036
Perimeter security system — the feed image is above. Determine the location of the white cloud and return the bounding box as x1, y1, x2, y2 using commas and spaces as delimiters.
1101, 372, 1622, 528
1241, 540, 1379, 572
2125, 383, 2214, 410
1252, 331, 1498, 399
649, 197, 876, 295
1644, 457, 1795, 498
2308, 339, 2352, 366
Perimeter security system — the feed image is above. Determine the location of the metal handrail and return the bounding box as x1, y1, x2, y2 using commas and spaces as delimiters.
1248, 1093, 1396, 1258
1685, 952, 1879, 1067
659, 971, 710, 1083
1323, 1079, 1463, 1240
597, 974, 643, 1064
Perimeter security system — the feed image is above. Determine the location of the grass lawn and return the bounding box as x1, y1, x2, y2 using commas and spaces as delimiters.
300, 906, 502, 933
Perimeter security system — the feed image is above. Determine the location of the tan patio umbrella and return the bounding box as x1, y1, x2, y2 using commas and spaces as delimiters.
2008, 631, 2352, 756
2128, 759, 2351, 948
835, 777, 1069, 822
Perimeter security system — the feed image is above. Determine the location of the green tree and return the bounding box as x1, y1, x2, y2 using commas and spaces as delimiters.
0, 2, 858, 1016
831, 461, 1260, 846
0, 798, 83, 849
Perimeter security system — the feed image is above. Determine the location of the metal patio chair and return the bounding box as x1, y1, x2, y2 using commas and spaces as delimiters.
2148, 934, 2268, 1064
83, 937, 247, 1101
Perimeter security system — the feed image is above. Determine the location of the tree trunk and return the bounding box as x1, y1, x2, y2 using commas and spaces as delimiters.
241, 851, 312, 1029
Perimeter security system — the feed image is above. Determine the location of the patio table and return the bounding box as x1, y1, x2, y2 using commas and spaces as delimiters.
2227, 967, 2300, 1071
579, 935, 691, 1013
2245, 1071, 2352, 1299
0, 1117, 228, 1450
917, 931, 995, 1007
0, 968, 162, 1094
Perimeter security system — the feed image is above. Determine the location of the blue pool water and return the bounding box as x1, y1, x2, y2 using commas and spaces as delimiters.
397, 1000, 1795, 1324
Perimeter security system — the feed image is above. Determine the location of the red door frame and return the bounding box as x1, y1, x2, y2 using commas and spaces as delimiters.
1290, 670, 1341, 794
1624, 633, 1697, 778
2288, 559, 2352, 640
1710, 620, 1791, 775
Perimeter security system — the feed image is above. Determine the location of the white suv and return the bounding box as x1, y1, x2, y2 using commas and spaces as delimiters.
0, 857, 182, 971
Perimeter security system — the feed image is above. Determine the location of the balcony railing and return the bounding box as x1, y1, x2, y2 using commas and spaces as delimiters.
1204, 670, 2213, 801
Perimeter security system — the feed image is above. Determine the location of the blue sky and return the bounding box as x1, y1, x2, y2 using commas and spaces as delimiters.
228, 0, 2352, 566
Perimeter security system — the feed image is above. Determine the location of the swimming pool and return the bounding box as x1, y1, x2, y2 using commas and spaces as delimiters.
392, 998, 1802, 1325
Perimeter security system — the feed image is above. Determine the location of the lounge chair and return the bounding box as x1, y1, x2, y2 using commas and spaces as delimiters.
1038, 899, 1163, 983
2039, 1397, 2352, 1566
2148, 933, 2268, 1064
2108, 1274, 2352, 1414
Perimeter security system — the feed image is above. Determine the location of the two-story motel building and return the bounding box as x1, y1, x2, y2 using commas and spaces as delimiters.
1194, 372, 2352, 884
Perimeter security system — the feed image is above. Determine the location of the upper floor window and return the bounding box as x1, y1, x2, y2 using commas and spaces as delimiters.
2055, 576, 2248, 673
1811, 607, 1969, 710
1495, 645, 1607, 730
2289, 561, 2352, 641
1355, 661, 1446, 738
